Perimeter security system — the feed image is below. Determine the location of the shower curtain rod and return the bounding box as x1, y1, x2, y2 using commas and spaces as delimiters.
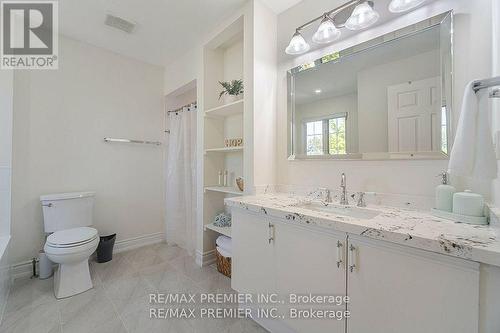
167, 101, 197, 114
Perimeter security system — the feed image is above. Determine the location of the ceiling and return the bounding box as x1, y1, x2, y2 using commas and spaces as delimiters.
260, 0, 303, 14
57, 0, 437, 68
58, 0, 247, 67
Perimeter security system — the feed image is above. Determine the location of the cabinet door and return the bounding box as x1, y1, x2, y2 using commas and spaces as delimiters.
231, 209, 275, 293
347, 235, 479, 333
274, 220, 347, 333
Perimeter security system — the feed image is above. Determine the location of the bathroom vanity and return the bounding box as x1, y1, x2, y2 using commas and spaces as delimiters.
225, 194, 500, 333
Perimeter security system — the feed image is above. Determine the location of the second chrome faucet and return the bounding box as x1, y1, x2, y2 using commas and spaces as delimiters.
340, 173, 349, 205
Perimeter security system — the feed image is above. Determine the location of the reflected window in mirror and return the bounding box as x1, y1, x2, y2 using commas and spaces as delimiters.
304, 114, 347, 156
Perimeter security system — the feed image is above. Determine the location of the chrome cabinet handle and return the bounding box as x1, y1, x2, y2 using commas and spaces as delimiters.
349, 244, 356, 273
336, 240, 344, 269
42, 203, 53, 207
268, 223, 275, 244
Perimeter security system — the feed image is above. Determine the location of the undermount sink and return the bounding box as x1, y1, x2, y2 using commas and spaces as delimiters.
296, 202, 381, 220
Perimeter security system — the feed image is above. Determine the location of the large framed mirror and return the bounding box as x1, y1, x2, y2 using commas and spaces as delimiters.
288, 11, 453, 160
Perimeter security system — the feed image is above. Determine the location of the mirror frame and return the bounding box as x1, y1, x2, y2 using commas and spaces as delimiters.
287, 11, 454, 161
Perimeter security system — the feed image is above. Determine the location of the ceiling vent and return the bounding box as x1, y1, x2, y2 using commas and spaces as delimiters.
105, 14, 136, 34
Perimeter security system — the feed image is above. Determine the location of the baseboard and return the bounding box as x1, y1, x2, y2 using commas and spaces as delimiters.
11, 232, 165, 282
195, 249, 216, 267
113, 232, 164, 254
10, 260, 36, 282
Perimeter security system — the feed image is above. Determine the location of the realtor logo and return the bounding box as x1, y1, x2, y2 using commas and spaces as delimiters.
1, 1, 58, 69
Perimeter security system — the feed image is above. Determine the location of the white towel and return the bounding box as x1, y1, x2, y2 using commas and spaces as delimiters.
216, 235, 232, 253
217, 246, 232, 258
448, 81, 497, 180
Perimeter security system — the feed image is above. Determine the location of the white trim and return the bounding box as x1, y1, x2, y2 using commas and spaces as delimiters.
195, 249, 216, 267
113, 232, 164, 254
10, 260, 36, 282
10, 232, 165, 282
0, 236, 11, 326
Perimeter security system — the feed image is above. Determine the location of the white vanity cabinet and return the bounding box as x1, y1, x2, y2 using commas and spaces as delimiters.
231, 208, 481, 333
232, 209, 347, 332
273, 220, 347, 333
347, 234, 479, 333
232, 209, 276, 293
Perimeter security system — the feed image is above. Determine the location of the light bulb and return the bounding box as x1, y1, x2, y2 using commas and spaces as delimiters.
285, 31, 310, 55
345, 2, 380, 31
312, 16, 341, 44
389, 0, 426, 13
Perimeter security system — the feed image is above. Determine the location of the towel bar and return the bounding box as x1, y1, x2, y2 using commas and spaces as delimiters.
473, 76, 500, 93
103, 137, 161, 146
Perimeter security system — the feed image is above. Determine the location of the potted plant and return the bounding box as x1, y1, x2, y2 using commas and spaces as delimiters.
218, 79, 243, 103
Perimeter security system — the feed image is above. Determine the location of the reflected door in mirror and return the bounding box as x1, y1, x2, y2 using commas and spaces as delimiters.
387, 77, 441, 153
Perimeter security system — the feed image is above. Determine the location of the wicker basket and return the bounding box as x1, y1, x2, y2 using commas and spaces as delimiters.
215, 248, 231, 278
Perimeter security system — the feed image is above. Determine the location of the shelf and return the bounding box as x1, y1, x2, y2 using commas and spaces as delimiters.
204, 223, 231, 237
205, 186, 244, 195
205, 99, 243, 117
205, 146, 244, 153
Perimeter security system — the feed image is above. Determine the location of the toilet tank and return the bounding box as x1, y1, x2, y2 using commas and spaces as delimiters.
40, 192, 95, 233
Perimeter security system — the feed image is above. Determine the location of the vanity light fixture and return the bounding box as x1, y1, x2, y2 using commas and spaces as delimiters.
285, 0, 428, 55
285, 0, 379, 55
285, 30, 311, 55
344, 2, 380, 31
388, 0, 426, 13
315, 89, 322, 94
312, 15, 341, 44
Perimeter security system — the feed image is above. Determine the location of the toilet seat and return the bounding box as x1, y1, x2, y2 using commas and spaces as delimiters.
46, 227, 98, 248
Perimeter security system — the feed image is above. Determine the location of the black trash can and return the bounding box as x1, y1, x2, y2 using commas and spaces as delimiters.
96, 234, 116, 263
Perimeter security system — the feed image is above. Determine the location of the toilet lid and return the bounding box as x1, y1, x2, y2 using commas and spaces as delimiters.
47, 227, 98, 247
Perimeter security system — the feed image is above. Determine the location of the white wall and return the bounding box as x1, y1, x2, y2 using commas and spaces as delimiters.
164, 47, 201, 96
251, 0, 278, 189
0, 69, 13, 323
357, 50, 440, 153
276, 0, 494, 199
11, 36, 165, 265
491, 0, 500, 206
0, 70, 13, 237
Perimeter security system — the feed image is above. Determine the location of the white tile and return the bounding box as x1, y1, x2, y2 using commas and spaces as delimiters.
0, 300, 61, 333
58, 285, 126, 333
0, 244, 269, 333
91, 254, 138, 283
4, 277, 56, 315
169, 255, 220, 284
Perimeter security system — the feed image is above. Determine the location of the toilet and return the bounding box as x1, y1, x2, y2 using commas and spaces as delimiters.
40, 192, 99, 299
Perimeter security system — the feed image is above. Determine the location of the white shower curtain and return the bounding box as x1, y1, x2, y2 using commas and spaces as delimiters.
165, 104, 197, 256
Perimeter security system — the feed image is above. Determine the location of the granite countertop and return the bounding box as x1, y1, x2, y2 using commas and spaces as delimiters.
225, 194, 500, 267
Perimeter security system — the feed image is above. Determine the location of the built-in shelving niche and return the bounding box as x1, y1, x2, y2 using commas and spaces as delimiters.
202, 16, 245, 252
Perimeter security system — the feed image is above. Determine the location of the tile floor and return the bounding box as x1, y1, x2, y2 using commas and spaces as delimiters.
0, 243, 268, 333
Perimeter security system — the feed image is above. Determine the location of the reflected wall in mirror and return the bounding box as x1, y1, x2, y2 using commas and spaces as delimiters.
288, 12, 453, 160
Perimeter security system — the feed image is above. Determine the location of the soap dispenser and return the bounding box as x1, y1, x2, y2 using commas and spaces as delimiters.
435, 172, 456, 212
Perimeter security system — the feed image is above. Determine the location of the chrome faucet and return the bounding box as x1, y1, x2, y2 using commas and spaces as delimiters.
356, 192, 366, 207
340, 173, 349, 205
324, 189, 332, 203
315, 187, 332, 203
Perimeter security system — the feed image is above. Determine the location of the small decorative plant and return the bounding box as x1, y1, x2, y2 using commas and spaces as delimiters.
218, 79, 244, 100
